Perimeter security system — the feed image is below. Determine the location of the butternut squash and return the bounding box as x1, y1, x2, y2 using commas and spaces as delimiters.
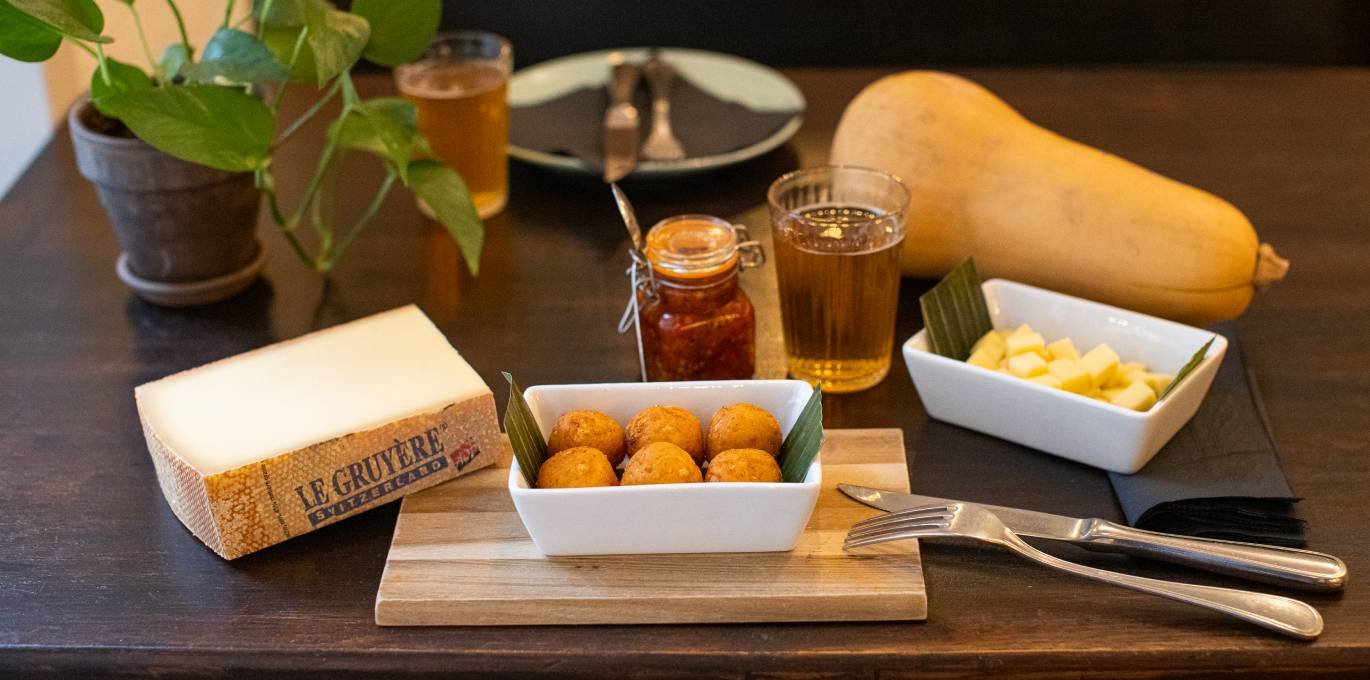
830, 71, 1288, 324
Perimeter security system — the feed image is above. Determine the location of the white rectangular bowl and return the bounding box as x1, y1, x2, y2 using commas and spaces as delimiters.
903, 279, 1227, 474
509, 380, 821, 556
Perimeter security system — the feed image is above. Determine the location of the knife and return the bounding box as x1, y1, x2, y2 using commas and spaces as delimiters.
838, 484, 1347, 592
602, 60, 642, 182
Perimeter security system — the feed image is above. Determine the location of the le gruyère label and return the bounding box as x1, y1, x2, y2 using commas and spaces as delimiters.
204, 396, 499, 557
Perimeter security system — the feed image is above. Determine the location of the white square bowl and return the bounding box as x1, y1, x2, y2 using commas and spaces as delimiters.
509, 379, 821, 556
902, 279, 1227, 474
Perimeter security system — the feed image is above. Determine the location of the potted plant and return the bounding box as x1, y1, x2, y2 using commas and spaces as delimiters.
0, 0, 482, 305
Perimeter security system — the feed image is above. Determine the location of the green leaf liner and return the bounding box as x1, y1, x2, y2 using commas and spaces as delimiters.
501, 372, 547, 487
778, 384, 824, 484
1158, 337, 1216, 401
919, 258, 994, 360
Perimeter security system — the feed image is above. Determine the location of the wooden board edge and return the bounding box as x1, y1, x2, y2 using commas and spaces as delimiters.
377, 592, 927, 627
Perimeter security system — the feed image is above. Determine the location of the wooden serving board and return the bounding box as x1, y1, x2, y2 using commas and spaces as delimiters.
375, 428, 924, 626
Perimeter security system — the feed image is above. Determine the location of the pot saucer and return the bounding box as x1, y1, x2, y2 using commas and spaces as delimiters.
117, 239, 268, 307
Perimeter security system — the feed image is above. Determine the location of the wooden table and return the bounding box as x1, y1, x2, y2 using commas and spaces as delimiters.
2, 68, 1367, 678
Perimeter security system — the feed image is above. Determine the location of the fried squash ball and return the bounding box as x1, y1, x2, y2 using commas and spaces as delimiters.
620, 442, 703, 485
547, 410, 627, 466
625, 406, 704, 463
704, 448, 783, 483
706, 403, 782, 461
535, 447, 619, 488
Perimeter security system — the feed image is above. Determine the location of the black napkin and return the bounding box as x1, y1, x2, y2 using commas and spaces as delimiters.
1108, 330, 1306, 547
509, 76, 799, 171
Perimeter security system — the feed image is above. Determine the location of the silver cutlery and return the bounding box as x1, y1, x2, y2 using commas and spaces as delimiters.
602, 60, 641, 182
639, 50, 686, 161
839, 484, 1346, 592
844, 502, 1324, 639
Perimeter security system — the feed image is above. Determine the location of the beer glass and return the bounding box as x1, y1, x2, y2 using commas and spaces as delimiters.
396, 31, 512, 218
768, 166, 909, 393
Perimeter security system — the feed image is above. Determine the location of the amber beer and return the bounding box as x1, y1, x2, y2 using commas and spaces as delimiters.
769, 168, 910, 393
396, 32, 511, 218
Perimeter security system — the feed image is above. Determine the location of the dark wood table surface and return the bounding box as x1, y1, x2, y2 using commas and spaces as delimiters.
2, 68, 1368, 678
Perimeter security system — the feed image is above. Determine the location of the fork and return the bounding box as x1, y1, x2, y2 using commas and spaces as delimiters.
639, 50, 686, 161
844, 503, 1323, 640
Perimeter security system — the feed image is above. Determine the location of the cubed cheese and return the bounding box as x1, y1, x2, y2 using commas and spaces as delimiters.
969, 330, 1005, 365
1046, 337, 1080, 362
1105, 362, 1147, 388
972, 329, 1005, 354
1109, 381, 1157, 411
1077, 343, 1121, 386
1011, 323, 1034, 336
967, 348, 999, 369
1029, 374, 1063, 389
1008, 352, 1048, 378
1047, 358, 1091, 394
1006, 332, 1046, 358
1146, 372, 1175, 395
134, 306, 501, 560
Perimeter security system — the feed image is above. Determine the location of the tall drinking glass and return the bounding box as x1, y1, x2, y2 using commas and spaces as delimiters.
769, 166, 909, 393
395, 31, 512, 219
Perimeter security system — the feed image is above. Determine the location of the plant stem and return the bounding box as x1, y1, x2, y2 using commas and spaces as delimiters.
323, 170, 398, 270
255, 0, 275, 37
222, 0, 236, 29
268, 26, 310, 111
70, 39, 99, 60
164, 0, 193, 59
93, 43, 112, 86
289, 107, 349, 232
257, 167, 319, 268
125, 4, 157, 74
274, 76, 339, 148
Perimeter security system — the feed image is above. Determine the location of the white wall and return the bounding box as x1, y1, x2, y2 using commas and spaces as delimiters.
0, 60, 52, 200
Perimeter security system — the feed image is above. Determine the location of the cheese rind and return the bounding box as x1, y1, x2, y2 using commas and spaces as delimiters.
135, 306, 501, 559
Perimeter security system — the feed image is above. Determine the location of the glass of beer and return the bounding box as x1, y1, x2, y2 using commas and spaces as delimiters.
396, 31, 512, 219
769, 166, 909, 393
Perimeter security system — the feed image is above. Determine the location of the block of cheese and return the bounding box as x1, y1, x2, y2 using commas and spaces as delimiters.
135, 305, 501, 559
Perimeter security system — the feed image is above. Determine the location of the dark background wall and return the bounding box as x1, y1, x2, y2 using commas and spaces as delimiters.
436, 0, 1370, 67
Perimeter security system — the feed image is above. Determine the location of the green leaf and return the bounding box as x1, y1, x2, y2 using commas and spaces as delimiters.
919, 257, 994, 360
501, 372, 548, 487
408, 159, 484, 275
303, 0, 369, 84
158, 43, 189, 82
352, 0, 439, 67
97, 85, 276, 172
253, 0, 306, 27
5, 0, 108, 42
1158, 337, 1216, 401
89, 57, 151, 116
259, 24, 316, 82
185, 27, 289, 84
778, 384, 825, 483
330, 97, 419, 179
0, 1, 61, 61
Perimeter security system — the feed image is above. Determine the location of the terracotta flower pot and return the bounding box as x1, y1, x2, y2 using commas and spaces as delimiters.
68, 96, 267, 306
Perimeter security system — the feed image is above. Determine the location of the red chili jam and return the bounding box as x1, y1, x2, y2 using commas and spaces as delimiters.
638, 216, 756, 381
